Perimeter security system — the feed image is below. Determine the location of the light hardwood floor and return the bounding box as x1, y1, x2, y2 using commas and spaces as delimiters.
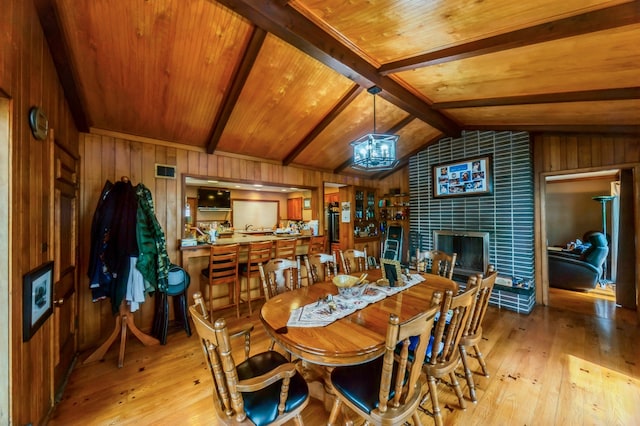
47, 289, 639, 425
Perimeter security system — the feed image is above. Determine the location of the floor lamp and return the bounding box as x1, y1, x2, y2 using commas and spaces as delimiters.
592, 195, 615, 283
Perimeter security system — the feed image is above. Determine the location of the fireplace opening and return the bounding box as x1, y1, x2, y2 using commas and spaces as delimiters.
433, 230, 489, 277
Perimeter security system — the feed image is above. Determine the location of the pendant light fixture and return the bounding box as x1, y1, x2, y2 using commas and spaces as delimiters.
350, 86, 399, 171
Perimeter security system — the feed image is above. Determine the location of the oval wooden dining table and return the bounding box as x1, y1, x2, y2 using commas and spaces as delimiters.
259, 269, 459, 367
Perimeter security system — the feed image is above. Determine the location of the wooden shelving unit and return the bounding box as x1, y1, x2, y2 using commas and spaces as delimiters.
379, 193, 410, 263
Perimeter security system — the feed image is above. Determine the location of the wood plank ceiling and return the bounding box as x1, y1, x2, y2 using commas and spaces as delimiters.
37, 0, 640, 178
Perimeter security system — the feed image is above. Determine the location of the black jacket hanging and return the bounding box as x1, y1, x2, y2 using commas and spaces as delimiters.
87, 179, 139, 313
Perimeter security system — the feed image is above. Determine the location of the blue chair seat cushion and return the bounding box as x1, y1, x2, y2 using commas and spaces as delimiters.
330, 355, 401, 415
399, 310, 450, 362
166, 265, 190, 296
237, 351, 308, 426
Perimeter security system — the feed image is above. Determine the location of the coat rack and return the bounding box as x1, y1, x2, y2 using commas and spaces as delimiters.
83, 300, 159, 368
84, 176, 160, 367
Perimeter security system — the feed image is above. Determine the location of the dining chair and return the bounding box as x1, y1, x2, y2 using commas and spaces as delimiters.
189, 292, 309, 426
307, 235, 327, 255
239, 240, 273, 316
328, 294, 443, 425
339, 247, 368, 274
201, 243, 241, 319
305, 252, 338, 284
459, 265, 498, 402
419, 277, 478, 426
258, 258, 301, 300
192, 291, 253, 361
258, 258, 302, 355
417, 249, 457, 280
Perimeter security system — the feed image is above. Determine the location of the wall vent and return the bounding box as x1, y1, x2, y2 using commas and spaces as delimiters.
155, 163, 176, 179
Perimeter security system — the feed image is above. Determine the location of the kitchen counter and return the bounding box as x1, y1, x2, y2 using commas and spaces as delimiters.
181, 233, 308, 248
235, 229, 277, 236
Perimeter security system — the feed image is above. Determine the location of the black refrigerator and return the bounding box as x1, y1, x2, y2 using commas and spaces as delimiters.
328, 202, 340, 244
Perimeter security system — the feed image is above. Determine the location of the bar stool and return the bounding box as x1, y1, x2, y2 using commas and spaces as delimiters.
308, 235, 327, 255
239, 240, 272, 316
275, 237, 297, 260
201, 243, 241, 318
152, 264, 191, 345
276, 237, 301, 287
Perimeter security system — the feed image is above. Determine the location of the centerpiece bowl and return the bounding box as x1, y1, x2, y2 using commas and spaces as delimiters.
333, 274, 366, 298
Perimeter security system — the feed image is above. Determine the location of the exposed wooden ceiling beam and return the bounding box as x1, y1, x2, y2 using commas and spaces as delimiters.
374, 135, 442, 180
283, 85, 363, 165
432, 87, 640, 109
467, 124, 640, 135
333, 155, 355, 174
380, 2, 640, 74
206, 27, 267, 154
213, 0, 460, 137
386, 115, 415, 134
34, 0, 89, 132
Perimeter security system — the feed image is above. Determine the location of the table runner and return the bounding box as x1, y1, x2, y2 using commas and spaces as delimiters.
287, 273, 426, 327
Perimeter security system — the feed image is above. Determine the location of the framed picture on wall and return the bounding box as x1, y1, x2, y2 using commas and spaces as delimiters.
303, 198, 311, 210
23, 261, 54, 342
433, 155, 493, 198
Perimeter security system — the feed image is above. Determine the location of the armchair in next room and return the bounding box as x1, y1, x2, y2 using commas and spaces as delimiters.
548, 232, 608, 291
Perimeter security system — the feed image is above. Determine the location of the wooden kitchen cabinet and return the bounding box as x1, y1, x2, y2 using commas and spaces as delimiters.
338, 186, 379, 259
287, 197, 303, 220
325, 193, 339, 204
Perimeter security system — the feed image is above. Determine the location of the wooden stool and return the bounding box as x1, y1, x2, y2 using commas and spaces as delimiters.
240, 240, 272, 316
201, 243, 241, 318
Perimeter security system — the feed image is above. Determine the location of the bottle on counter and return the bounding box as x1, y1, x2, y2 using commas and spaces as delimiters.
185, 202, 191, 224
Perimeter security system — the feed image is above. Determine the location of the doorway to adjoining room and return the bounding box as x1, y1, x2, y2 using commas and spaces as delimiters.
544, 170, 619, 306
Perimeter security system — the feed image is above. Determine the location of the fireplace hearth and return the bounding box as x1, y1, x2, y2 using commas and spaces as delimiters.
434, 230, 489, 277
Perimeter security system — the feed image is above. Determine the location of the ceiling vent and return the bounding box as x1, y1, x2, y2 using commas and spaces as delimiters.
155, 163, 176, 179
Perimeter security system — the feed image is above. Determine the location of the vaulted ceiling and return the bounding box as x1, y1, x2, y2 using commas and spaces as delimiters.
36, 0, 640, 178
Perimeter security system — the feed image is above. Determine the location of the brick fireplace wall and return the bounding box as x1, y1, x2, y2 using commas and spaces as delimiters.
409, 130, 534, 297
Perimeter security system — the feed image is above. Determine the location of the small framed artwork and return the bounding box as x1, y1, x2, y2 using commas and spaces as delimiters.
303, 198, 311, 210
23, 261, 54, 342
433, 155, 493, 198
380, 258, 404, 287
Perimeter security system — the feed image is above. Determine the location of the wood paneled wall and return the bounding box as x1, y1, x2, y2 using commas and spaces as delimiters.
533, 134, 640, 313
3, 0, 80, 424
78, 132, 405, 349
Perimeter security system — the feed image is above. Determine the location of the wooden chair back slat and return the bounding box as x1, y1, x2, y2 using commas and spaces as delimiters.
417, 249, 457, 280
203, 243, 241, 318
259, 258, 301, 300
306, 253, 338, 284
339, 248, 368, 274
240, 240, 273, 315
275, 238, 297, 260
307, 235, 327, 255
